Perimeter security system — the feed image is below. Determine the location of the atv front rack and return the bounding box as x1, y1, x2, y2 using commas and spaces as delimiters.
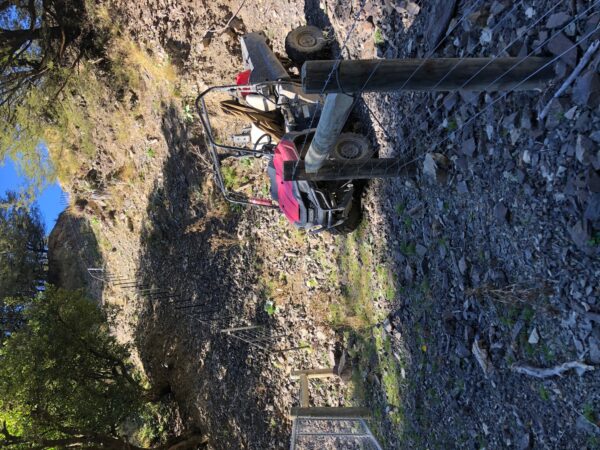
196, 81, 305, 208
195, 83, 281, 208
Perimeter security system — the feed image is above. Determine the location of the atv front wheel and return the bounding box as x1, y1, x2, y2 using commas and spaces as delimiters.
331, 196, 362, 235
285, 26, 330, 66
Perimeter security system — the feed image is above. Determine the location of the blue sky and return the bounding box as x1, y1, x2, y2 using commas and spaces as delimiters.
0, 158, 65, 235
2, 3, 63, 235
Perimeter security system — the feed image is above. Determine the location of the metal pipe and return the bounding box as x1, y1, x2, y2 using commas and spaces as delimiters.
303, 93, 355, 173
302, 57, 555, 94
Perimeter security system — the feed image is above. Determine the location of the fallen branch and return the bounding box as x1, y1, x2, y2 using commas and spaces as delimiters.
511, 361, 595, 378
206, 0, 249, 34
538, 39, 600, 120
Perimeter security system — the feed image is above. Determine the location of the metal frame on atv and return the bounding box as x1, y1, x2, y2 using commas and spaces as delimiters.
195, 82, 283, 208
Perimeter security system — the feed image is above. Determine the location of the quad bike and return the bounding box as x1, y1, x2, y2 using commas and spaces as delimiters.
196, 27, 373, 234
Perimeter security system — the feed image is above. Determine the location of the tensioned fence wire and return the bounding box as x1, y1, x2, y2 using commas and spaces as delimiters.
90, 267, 309, 354
288, 0, 599, 182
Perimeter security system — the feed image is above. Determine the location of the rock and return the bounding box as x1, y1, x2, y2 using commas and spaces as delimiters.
480, 27, 493, 45
525, 7, 535, 19
569, 220, 591, 250
490, 1, 505, 15
572, 70, 600, 109
335, 351, 352, 381
416, 244, 427, 257
472, 338, 494, 377
221, 27, 237, 44
494, 203, 509, 223
528, 328, 540, 345
516, 431, 532, 450
576, 134, 594, 165
404, 263, 414, 282
462, 138, 476, 157
584, 194, 600, 222
423, 153, 450, 184
426, 0, 457, 50
199, 32, 213, 50
564, 106, 577, 120
576, 415, 597, 435
361, 20, 375, 33
544, 98, 565, 129
443, 93, 458, 110
589, 339, 600, 364
457, 180, 469, 194
458, 256, 467, 274
588, 168, 600, 193
546, 12, 571, 28
547, 33, 577, 67
459, 90, 479, 105
405, 1, 420, 16
229, 17, 245, 34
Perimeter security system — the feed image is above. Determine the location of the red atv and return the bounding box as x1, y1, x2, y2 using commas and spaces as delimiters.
196, 27, 372, 234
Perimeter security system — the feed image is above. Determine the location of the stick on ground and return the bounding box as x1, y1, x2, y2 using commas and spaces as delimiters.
511, 361, 595, 378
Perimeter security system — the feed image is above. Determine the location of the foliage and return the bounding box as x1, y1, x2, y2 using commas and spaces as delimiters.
0, 193, 46, 326
0, 0, 91, 197
374, 28, 384, 46
264, 300, 277, 316
0, 286, 146, 448
1, 0, 179, 199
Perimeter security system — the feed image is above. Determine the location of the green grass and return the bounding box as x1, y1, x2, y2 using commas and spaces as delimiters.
264, 300, 277, 316
374, 28, 384, 46
583, 403, 596, 424
131, 402, 171, 447
376, 265, 397, 302
306, 278, 318, 288
183, 103, 194, 123
400, 242, 416, 256
538, 385, 550, 401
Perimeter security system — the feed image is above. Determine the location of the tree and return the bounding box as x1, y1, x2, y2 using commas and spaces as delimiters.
0, 192, 47, 298
0, 287, 207, 449
0, 192, 47, 339
0, 0, 84, 111
0, 0, 91, 197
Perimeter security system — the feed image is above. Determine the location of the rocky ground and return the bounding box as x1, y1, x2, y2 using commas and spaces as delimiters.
54, 0, 600, 449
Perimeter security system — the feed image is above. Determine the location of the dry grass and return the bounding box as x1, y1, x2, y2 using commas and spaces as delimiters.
468, 281, 556, 312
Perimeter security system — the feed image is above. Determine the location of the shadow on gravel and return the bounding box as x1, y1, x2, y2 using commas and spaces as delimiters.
132, 104, 288, 448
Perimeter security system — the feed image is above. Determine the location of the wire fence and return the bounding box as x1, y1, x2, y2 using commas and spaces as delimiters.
287, 0, 600, 183
290, 418, 382, 450
88, 268, 309, 354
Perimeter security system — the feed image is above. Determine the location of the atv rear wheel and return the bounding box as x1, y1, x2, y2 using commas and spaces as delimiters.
331, 195, 362, 235
285, 26, 329, 66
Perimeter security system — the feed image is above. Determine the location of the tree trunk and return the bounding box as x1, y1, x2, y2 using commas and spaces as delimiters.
0, 27, 62, 49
